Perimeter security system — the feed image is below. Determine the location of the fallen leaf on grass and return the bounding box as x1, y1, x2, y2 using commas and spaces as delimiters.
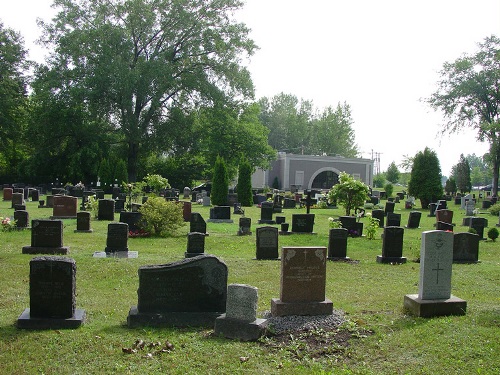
239, 356, 249, 362
122, 348, 137, 354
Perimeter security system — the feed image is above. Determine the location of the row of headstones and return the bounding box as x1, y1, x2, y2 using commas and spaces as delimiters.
17, 229, 467, 337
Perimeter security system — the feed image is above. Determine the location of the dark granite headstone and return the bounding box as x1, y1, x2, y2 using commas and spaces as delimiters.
105, 222, 129, 253
428, 203, 438, 217
436, 221, 454, 232
436, 209, 454, 224
453, 232, 480, 263
208, 206, 232, 222
3, 187, 13, 200
372, 209, 385, 228
127, 255, 227, 327
291, 214, 315, 233
406, 211, 422, 229
271, 247, 333, 316
119, 211, 142, 232
185, 232, 206, 258
11, 192, 24, 209
14, 204, 26, 211
182, 201, 192, 222
31, 189, 40, 202
327, 228, 349, 260
22, 220, 69, 254
14, 210, 29, 228
238, 217, 252, 236
469, 217, 487, 240
377, 226, 406, 263
386, 212, 401, 227
258, 201, 275, 224
255, 226, 279, 260
114, 199, 125, 212
98, 199, 115, 220
17, 256, 85, 329
51, 195, 77, 219
190, 212, 207, 235
384, 201, 395, 216
437, 200, 447, 210
75, 211, 92, 233
283, 198, 296, 209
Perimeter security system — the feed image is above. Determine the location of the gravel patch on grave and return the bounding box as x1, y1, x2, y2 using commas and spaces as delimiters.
262, 309, 347, 334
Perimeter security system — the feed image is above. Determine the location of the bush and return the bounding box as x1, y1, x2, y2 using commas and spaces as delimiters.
384, 183, 394, 198
236, 158, 253, 207
138, 197, 185, 237
488, 203, 500, 216
487, 227, 499, 242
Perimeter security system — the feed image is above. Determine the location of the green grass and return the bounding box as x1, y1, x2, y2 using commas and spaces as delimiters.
0, 193, 499, 374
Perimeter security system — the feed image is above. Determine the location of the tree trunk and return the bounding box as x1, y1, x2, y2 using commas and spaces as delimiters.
128, 141, 139, 183
492, 159, 499, 197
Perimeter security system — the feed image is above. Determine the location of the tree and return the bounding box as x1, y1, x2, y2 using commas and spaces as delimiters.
444, 177, 457, 195
470, 166, 484, 187
37, 0, 257, 182
408, 147, 443, 208
236, 158, 253, 207
426, 35, 500, 196
386, 161, 400, 184
211, 155, 229, 206
452, 154, 472, 193
466, 153, 491, 185
327, 172, 369, 216
373, 173, 386, 188
0, 22, 30, 181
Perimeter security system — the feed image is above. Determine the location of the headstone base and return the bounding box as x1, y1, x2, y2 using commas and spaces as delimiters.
17, 308, 85, 329
403, 294, 467, 318
214, 314, 268, 341
185, 252, 205, 258
270, 298, 333, 317
376, 255, 407, 264
279, 231, 292, 235
74, 229, 93, 233
237, 231, 252, 236
49, 216, 77, 220
327, 257, 351, 261
453, 259, 481, 264
22, 246, 69, 255
93, 251, 138, 258
290, 232, 317, 235
104, 246, 129, 253
207, 219, 234, 223
127, 306, 222, 328
258, 220, 276, 225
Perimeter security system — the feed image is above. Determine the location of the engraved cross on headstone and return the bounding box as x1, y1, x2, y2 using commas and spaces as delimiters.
432, 263, 444, 284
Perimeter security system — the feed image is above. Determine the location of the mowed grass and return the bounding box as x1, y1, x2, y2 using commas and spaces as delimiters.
0, 192, 499, 374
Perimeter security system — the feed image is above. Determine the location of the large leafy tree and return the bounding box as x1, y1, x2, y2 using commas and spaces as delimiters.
451, 154, 472, 193
0, 22, 30, 181
37, 0, 257, 182
408, 147, 443, 208
427, 35, 500, 196
386, 161, 400, 184
327, 172, 369, 216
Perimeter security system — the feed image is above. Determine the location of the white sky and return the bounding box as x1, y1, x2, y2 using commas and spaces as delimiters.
2, 0, 499, 176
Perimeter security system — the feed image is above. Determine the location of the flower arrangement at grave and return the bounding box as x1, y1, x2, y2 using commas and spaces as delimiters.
84, 195, 99, 218
328, 217, 342, 228
0, 216, 17, 232
365, 213, 380, 240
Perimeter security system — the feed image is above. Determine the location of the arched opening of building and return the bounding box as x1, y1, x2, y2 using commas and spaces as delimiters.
312, 170, 339, 190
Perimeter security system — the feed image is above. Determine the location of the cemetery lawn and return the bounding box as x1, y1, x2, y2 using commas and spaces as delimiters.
0, 194, 499, 374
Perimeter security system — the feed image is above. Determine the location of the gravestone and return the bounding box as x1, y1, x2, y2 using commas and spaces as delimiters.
119, 211, 142, 232
377, 226, 406, 263
461, 194, 472, 209
370, 196, 380, 205
372, 209, 385, 228
214, 284, 267, 341
17, 256, 85, 329
283, 198, 296, 209
105, 222, 128, 253
384, 201, 395, 216
114, 199, 125, 212
14, 204, 26, 211
183, 186, 191, 199
404, 230, 466, 317
127, 254, 227, 327
469, 217, 487, 240
436, 209, 454, 225
386, 212, 401, 227
437, 200, 447, 210
406, 211, 422, 229
436, 221, 454, 231
185, 232, 206, 258
46, 195, 54, 208
275, 216, 285, 224
182, 201, 192, 222
291, 214, 315, 233
31, 189, 40, 202
255, 226, 279, 260
465, 200, 475, 216
98, 199, 115, 221
258, 201, 275, 224
51, 195, 77, 219
202, 196, 211, 206
279, 222, 290, 234
428, 203, 438, 217
208, 206, 233, 223
3, 187, 13, 200
453, 232, 480, 263
237, 217, 252, 236
271, 247, 333, 316
14, 210, 29, 229
74, 211, 92, 233
22, 220, 69, 254
11, 192, 24, 209
327, 228, 349, 260
190, 213, 207, 235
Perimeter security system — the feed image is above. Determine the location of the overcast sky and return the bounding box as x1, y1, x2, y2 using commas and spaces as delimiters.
2, 0, 499, 176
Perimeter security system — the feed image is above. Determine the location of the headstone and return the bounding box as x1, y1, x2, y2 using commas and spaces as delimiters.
214, 284, 267, 341
233, 202, 244, 215
279, 222, 290, 234
437, 200, 447, 210
370, 196, 380, 205
105, 222, 129, 253
185, 232, 206, 258
377, 226, 406, 263
283, 198, 296, 209
291, 214, 315, 233
327, 228, 349, 260
182, 201, 192, 222
461, 194, 472, 209
190, 213, 207, 235
386, 212, 401, 227
127, 255, 227, 327
14, 204, 26, 211
435, 209, 454, 225
465, 201, 475, 216
384, 201, 395, 216
271, 247, 333, 316
114, 199, 125, 212
73, 211, 92, 233
453, 232, 480, 263
469, 217, 487, 240
255, 226, 279, 260
428, 203, 438, 217
482, 200, 492, 209
275, 216, 286, 224
258, 201, 275, 224
46, 195, 54, 208
454, 197, 461, 205
22, 220, 69, 255
51, 195, 78, 219
208, 206, 233, 223
14, 210, 29, 229
436, 221, 454, 232
237, 217, 252, 236
98, 199, 115, 220
372, 209, 385, 228
3, 187, 13, 200
404, 230, 466, 317
183, 187, 191, 199
11, 192, 24, 209
31, 189, 40, 202
202, 196, 211, 206
119, 211, 142, 232
17, 256, 85, 329
406, 211, 422, 229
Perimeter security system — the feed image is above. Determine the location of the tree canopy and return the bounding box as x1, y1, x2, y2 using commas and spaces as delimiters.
451, 154, 472, 193
426, 35, 500, 195
327, 172, 369, 216
408, 147, 443, 208
386, 161, 400, 184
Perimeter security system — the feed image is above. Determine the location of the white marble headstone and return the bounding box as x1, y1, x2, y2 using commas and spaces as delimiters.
419, 230, 454, 300
225, 284, 258, 322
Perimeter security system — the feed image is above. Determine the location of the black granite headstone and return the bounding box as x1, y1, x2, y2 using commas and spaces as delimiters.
190, 212, 207, 235
406, 211, 421, 229
372, 209, 385, 228
238, 217, 252, 236
105, 222, 129, 253
327, 228, 349, 260
185, 232, 206, 258
384, 201, 395, 216
291, 214, 315, 233
453, 232, 480, 263
386, 212, 401, 227
98, 199, 115, 220
256, 226, 279, 260
22, 220, 69, 254
119, 211, 142, 232
377, 226, 406, 263
75, 211, 92, 233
